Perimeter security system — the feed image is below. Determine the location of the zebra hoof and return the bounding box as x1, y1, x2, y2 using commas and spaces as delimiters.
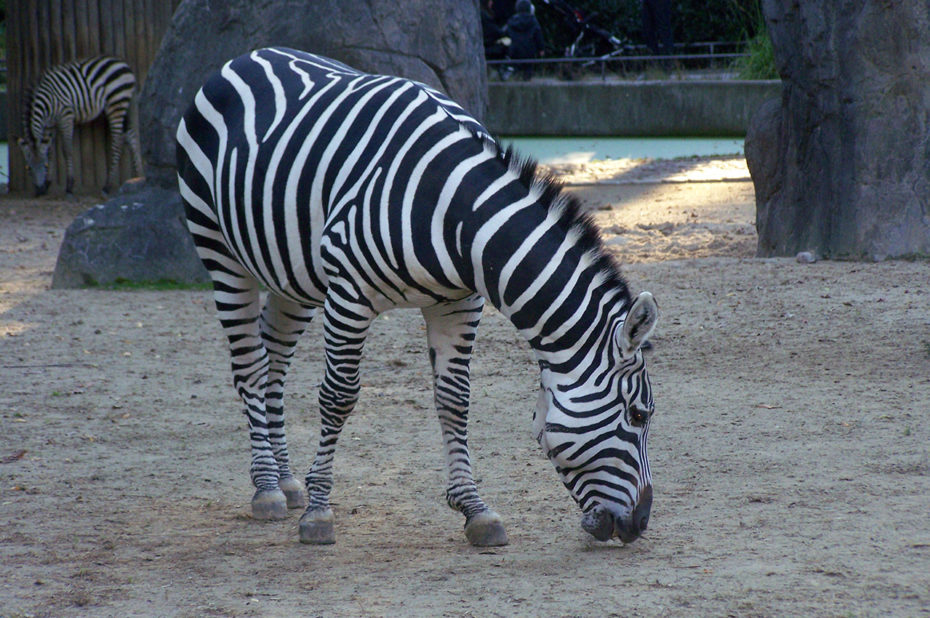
299, 508, 335, 544
279, 476, 306, 509
464, 510, 509, 547
251, 488, 288, 520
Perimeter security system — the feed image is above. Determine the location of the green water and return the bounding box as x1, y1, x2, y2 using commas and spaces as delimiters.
500, 136, 744, 165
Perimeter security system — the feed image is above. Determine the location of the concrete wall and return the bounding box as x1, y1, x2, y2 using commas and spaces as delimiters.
486, 79, 782, 137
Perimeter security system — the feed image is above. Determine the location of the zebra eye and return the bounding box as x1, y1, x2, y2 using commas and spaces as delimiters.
628, 405, 651, 427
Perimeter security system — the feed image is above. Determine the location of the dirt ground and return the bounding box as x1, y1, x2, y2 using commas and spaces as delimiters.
1, 158, 929, 617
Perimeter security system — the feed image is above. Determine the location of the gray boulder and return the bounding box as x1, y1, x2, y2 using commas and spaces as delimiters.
140, 0, 487, 184
747, 1, 930, 260
51, 184, 209, 288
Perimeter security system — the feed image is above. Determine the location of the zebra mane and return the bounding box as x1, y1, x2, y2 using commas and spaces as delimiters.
479, 134, 633, 307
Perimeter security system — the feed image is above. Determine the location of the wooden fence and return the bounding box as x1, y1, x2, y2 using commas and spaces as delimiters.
6, 0, 182, 195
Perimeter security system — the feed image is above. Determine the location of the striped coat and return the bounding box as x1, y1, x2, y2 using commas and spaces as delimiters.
176, 47, 658, 546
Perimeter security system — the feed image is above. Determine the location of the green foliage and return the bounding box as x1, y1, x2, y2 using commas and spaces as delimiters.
726, 0, 778, 79
1, 0, 6, 87
734, 25, 778, 79
536, 0, 767, 55
672, 0, 765, 43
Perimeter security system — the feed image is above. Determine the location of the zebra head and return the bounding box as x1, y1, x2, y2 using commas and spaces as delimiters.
533, 291, 658, 543
18, 90, 52, 196
16, 136, 52, 196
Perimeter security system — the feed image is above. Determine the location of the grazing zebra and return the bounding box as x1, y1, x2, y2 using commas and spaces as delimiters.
17, 55, 144, 196
176, 47, 658, 546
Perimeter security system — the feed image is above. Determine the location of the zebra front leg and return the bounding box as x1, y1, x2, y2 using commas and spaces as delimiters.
299, 295, 375, 544
212, 273, 287, 520
422, 295, 508, 547
260, 293, 315, 509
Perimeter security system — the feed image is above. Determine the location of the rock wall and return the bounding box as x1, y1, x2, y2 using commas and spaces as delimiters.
140, 0, 487, 184
747, 1, 930, 260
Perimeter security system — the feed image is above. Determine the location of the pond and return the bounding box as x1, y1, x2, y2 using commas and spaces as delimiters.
500, 136, 744, 165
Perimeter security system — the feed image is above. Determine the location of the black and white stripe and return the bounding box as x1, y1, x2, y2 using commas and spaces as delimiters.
17, 55, 143, 195
176, 47, 658, 546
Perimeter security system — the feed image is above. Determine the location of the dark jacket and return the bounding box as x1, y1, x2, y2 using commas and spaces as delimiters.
504, 12, 544, 60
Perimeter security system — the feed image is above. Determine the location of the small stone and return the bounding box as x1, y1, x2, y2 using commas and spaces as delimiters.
795, 251, 816, 264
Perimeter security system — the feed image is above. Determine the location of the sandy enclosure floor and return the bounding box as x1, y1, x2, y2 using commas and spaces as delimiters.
1, 158, 929, 617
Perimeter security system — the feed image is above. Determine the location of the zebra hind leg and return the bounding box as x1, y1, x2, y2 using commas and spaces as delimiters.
209, 267, 288, 520
125, 126, 145, 180
102, 118, 126, 196
422, 295, 508, 547
260, 293, 315, 509
299, 294, 376, 544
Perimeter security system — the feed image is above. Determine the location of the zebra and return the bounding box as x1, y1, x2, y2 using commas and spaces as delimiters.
16, 55, 144, 196
175, 47, 658, 547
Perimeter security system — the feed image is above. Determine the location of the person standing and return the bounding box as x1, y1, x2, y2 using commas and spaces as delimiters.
504, 0, 545, 80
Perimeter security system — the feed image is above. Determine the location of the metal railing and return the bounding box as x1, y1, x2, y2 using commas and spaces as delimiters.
487, 40, 750, 81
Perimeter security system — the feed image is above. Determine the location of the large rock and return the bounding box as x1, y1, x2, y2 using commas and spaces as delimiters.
51, 184, 209, 288
140, 0, 487, 185
747, 1, 930, 260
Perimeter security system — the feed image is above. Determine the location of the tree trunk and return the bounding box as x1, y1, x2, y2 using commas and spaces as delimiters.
746, 0, 930, 260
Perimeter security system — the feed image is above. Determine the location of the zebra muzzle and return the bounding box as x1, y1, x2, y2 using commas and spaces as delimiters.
581, 486, 652, 543
580, 504, 617, 541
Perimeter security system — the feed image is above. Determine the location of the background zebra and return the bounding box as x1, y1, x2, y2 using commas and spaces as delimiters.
17, 55, 144, 196
176, 47, 658, 547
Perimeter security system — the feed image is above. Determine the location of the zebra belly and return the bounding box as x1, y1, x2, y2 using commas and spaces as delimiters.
73, 106, 104, 124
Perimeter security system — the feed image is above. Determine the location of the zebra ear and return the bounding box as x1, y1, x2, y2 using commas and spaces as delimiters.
617, 292, 658, 358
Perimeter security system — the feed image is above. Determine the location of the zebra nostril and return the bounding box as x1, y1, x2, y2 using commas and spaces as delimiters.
638, 513, 649, 532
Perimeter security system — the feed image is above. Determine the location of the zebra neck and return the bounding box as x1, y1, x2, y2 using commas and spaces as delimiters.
510, 277, 627, 370
465, 210, 628, 366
